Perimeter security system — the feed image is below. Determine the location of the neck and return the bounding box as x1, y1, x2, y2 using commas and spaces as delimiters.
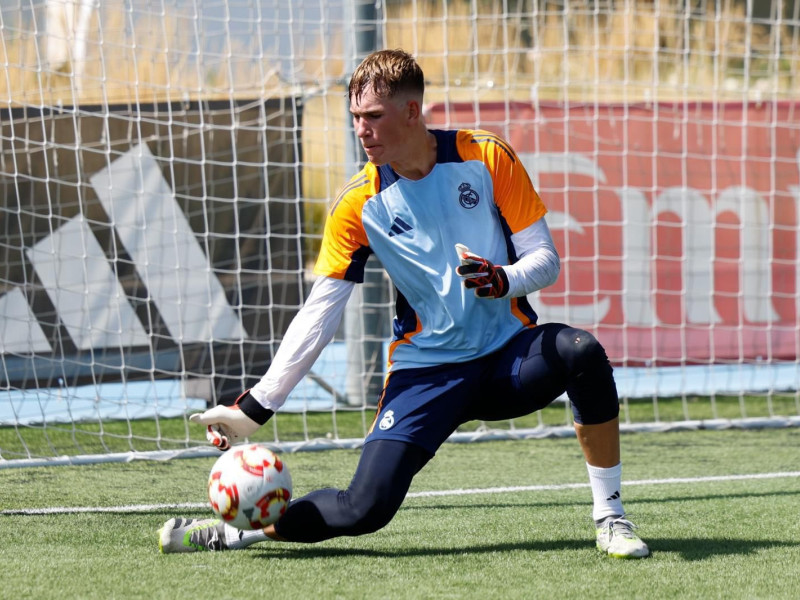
390, 130, 437, 180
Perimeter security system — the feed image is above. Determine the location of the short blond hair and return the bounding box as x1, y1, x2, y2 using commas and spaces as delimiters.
348, 49, 425, 104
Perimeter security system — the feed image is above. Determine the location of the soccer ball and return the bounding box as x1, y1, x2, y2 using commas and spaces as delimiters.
207, 443, 292, 530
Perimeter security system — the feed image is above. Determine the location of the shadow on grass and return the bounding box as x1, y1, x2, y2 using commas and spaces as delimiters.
252, 538, 588, 559
251, 536, 799, 562
649, 537, 800, 561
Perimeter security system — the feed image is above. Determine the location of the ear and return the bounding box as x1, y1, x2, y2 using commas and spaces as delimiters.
406, 99, 422, 123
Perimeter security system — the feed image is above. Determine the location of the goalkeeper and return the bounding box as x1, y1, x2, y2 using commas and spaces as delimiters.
160, 48, 649, 559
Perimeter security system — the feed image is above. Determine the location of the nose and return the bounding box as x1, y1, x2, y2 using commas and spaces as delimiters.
355, 118, 370, 139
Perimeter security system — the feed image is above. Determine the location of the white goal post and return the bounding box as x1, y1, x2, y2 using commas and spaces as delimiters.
1, 0, 799, 467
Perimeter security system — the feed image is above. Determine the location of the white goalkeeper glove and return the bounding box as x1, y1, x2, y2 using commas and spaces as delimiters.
454, 243, 509, 299
189, 390, 274, 451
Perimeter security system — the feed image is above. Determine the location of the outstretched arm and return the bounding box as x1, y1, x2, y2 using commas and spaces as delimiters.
190, 275, 355, 449
250, 275, 355, 412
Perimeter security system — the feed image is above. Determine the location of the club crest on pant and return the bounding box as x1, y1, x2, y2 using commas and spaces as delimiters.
379, 410, 395, 430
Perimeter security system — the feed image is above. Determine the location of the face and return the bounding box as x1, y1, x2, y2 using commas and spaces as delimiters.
349, 85, 414, 166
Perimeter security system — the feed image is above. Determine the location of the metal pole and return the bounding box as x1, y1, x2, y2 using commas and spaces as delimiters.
344, 1, 385, 407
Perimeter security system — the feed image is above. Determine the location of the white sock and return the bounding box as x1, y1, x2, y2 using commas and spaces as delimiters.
586, 462, 624, 523
224, 524, 270, 549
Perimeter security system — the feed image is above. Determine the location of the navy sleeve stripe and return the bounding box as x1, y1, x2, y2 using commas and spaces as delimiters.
329, 174, 369, 215
470, 134, 517, 164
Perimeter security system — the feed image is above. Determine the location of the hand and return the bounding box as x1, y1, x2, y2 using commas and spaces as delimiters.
455, 244, 509, 299
189, 390, 272, 450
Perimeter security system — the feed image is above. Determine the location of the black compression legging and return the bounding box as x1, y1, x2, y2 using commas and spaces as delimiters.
273, 439, 432, 543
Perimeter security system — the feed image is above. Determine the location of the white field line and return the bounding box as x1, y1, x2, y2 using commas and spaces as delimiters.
3, 470, 799, 516
406, 470, 800, 498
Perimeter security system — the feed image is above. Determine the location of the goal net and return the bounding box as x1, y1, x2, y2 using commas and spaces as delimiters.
1, 0, 799, 467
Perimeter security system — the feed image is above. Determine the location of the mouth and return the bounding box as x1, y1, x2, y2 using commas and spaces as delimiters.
362, 145, 383, 164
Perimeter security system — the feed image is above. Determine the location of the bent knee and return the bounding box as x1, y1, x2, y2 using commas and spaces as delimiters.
554, 327, 619, 424
555, 327, 609, 373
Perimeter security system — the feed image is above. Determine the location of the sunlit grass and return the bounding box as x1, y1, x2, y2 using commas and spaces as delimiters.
1, 430, 799, 599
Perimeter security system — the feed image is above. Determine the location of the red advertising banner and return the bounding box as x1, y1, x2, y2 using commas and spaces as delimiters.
426, 102, 800, 365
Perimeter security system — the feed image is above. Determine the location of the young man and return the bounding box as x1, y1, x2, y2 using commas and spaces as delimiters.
159, 49, 649, 559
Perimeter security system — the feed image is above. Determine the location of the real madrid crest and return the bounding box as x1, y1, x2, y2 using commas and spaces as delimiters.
458, 182, 479, 209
